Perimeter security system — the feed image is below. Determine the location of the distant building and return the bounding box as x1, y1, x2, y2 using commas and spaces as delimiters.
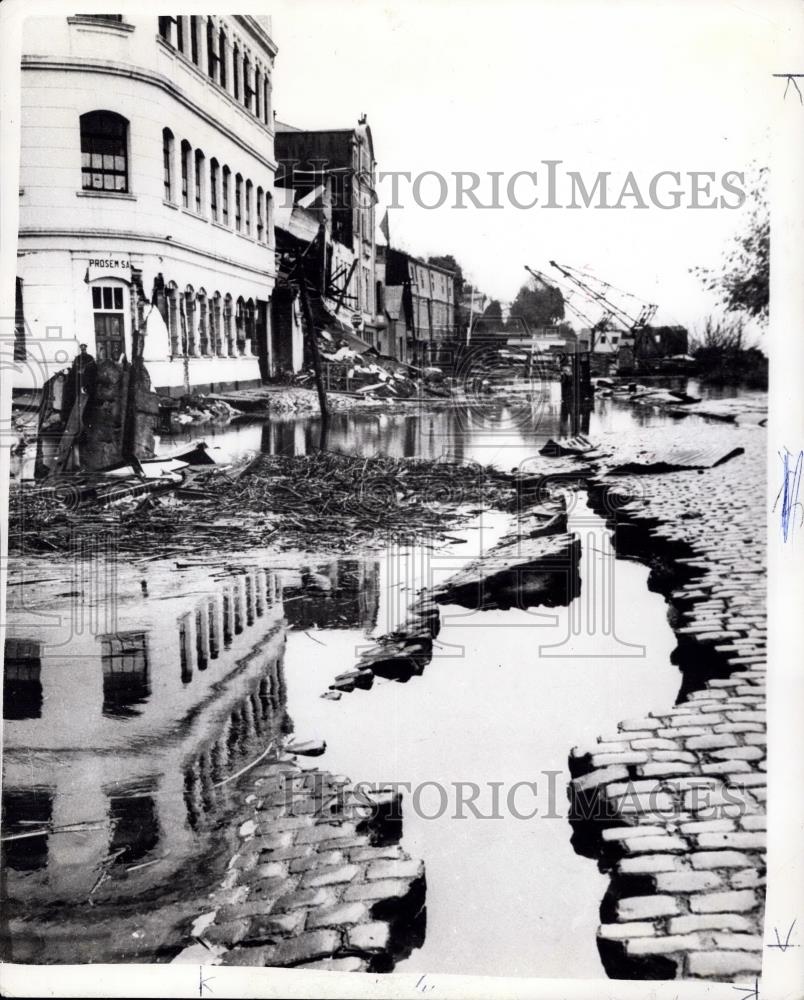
15, 14, 278, 395
381, 247, 457, 365
274, 118, 382, 353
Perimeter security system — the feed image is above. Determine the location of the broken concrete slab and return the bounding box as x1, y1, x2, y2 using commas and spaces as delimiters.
432, 531, 581, 611
609, 446, 744, 475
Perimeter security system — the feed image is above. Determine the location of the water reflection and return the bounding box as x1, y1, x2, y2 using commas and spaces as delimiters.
281, 559, 380, 632
154, 378, 728, 471
1, 564, 291, 953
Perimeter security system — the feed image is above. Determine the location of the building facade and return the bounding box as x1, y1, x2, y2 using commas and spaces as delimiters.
15, 13, 278, 395
382, 247, 457, 365
274, 119, 382, 349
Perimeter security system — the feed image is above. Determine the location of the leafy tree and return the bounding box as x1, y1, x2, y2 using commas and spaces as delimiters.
483, 299, 503, 321
507, 280, 564, 330
694, 167, 769, 322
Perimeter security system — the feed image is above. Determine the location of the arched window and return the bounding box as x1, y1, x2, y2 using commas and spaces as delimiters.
255, 68, 262, 119
235, 173, 243, 232
80, 111, 129, 192
206, 17, 216, 80
194, 148, 205, 214
209, 158, 219, 221
256, 186, 264, 242
197, 289, 209, 355
265, 191, 273, 243
222, 165, 230, 225
212, 292, 222, 356
162, 127, 174, 201
218, 28, 227, 89
245, 179, 253, 234
158, 16, 175, 44
243, 53, 251, 109
190, 15, 200, 64
235, 296, 246, 354
166, 281, 180, 356
184, 285, 196, 356
180, 140, 191, 208
245, 298, 256, 354
232, 43, 240, 100
223, 293, 234, 356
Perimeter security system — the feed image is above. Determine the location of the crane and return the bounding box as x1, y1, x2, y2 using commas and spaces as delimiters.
548, 261, 658, 360
524, 265, 605, 350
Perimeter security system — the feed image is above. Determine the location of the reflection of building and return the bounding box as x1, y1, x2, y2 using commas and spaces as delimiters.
15, 14, 277, 395
1, 566, 288, 937
281, 559, 380, 632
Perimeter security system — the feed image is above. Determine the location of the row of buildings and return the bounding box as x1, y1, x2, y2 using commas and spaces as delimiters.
12, 13, 461, 397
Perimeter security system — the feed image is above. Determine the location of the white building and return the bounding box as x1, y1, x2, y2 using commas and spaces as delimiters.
16, 14, 278, 396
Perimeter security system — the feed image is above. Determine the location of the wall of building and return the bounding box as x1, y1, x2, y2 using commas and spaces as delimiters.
16, 14, 277, 394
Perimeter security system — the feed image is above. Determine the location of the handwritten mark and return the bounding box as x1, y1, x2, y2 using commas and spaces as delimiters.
767, 918, 799, 951
773, 73, 804, 103
416, 974, 435, 993
732, 977, 759, 1000
199, 966, 215, 996
774, 448, 803, 542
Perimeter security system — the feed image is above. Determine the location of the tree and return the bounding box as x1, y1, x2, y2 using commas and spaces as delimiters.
507, 279, 564, 331
482, 299, 503, 321
694, 167, 769, 322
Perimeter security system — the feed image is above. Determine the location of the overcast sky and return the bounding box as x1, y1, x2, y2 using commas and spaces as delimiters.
269, 0, 780, 335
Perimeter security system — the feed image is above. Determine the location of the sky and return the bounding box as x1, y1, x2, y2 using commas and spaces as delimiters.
268, 0, 779, 337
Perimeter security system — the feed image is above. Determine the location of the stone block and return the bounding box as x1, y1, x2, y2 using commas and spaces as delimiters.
306, 902, 369, 929
696, 832, 765, 852
269, 929, 341, 966
689, 889, 758, 913
654, 871, 723, 893
300, 864, 360, 888
273, 887, 339, 912
710, 746, 764, 762
668, 913, 752, 935
685, 734, 738, 750
625, 934, 702, 955
598, 921, 657, 940
347, 921, 390, 952
620, 835, 688, 855
690, 851, 752, 870
730, 869, 765, 890
343, 878, 419, 903
618, 854, 683, 875
687, 951, 762, 977
366, 858, 424, 881
679, 819, 735, 834
616, 895, 680, 920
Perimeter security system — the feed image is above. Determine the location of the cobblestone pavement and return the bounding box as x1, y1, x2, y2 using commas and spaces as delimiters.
565, 422, 767, 981
172, 756, 424, 972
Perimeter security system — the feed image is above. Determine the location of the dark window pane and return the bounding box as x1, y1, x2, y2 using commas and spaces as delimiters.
113, 287, 123, 309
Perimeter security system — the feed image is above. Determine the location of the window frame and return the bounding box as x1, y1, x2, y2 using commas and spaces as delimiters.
80, 110, 129, 194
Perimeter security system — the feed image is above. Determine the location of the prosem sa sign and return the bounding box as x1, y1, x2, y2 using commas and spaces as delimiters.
86, 256, 132, 283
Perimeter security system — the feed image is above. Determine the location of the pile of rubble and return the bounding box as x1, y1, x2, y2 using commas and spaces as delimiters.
8, 452, 516, 558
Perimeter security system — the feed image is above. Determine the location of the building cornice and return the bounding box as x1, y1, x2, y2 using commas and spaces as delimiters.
18, 228, 277, 282
21, 55, 277, 173
235, 16, 278, 58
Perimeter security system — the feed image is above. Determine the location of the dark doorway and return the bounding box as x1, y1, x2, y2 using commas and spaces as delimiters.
256, 298, 269, 380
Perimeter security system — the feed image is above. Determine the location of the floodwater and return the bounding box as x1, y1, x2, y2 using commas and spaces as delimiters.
152, 376, 759, 470
1, 383, 736, 971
